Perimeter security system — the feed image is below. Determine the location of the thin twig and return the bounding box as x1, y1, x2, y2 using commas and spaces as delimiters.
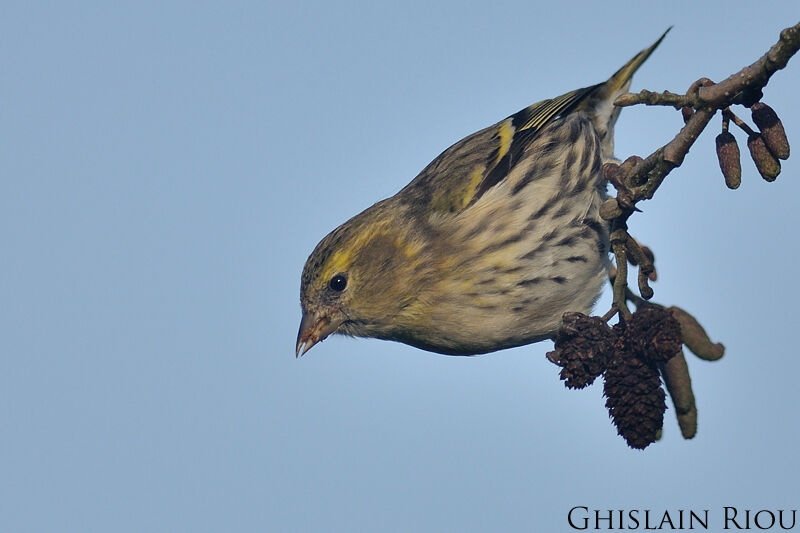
614, 22, 800, 205
723, 108, 757, 136
615, 90, 695, 109
698, 24, 800, 106
610, 228, 632, 320
601, 22, 800, 309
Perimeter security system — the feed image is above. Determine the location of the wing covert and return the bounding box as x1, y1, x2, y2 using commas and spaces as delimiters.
399, 84, 602, 215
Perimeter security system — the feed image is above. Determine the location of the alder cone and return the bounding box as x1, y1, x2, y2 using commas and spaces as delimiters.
627, 305, 682, 363
603, 339, 666, 450
547, 313, 616, 389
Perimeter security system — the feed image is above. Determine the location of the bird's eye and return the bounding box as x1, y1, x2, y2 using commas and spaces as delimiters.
329, 273, 348, 292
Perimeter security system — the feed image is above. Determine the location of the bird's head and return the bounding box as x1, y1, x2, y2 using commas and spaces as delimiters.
296, 205, 429, 356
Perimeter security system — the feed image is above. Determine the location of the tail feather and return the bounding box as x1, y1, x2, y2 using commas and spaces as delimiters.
502, 29, 671, 163
578, 27, 671, 159
603, 26, 672, 97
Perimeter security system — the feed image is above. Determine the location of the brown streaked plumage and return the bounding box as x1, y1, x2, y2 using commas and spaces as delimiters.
297, 30, 669, 356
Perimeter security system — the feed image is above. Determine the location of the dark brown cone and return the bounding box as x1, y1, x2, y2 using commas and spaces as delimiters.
604, 329, 666, 449
747, 134, 781, 182
627, 305, 682, 363
715, 131, 742, 189
751, 103, 790, 160
546, 313, 616, 389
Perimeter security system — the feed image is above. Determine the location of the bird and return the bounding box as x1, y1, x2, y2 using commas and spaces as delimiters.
296, 30, 669, 357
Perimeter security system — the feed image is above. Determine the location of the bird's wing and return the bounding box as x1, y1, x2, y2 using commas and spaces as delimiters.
400, 84, 602, 216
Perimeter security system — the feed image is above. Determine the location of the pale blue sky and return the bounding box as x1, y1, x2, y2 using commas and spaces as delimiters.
3, 2, 800, 532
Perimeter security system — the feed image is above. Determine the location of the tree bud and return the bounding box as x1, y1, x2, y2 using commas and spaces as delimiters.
751, 102, 789, 160
715, 131, 741, 189
747, 134, 781, 182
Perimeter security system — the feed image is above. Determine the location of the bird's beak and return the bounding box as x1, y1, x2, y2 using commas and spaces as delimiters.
295, 310, 344, 357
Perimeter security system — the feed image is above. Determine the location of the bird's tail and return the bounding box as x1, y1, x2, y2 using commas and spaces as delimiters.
602, 27, 671, 99
577, 27, 671, 158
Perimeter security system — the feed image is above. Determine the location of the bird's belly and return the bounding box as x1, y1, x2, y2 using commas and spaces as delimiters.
421, 239, 609, 355
420, 127, 610, 354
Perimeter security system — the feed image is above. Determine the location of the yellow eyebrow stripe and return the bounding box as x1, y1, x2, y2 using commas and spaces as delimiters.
319, 218, 423, 282
321, 219, 390, 281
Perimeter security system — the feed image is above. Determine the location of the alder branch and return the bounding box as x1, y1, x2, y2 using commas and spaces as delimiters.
616, 23, 800, 111
550, 22, 798, 449
604, 21, 800, 318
